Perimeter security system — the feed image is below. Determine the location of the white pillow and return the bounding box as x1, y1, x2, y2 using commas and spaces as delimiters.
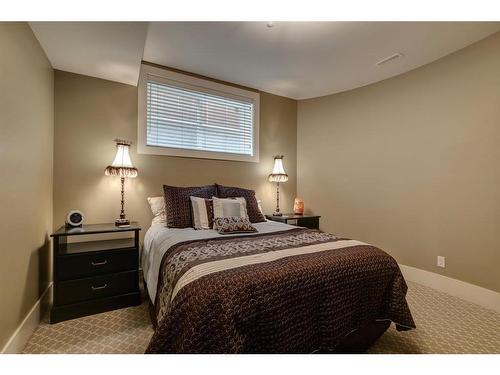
257, 199, 264, 215
212, 196, 248, 219
147, 196, 166, 225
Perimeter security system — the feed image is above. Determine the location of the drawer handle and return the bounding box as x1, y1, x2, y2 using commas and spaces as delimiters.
91, 284, 108, 291
91, 260, 108, 266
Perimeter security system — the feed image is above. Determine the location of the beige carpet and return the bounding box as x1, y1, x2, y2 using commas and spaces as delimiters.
22, 281, 499, 354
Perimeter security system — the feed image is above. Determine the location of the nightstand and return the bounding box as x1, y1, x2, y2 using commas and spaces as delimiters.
50, 222, 141, 323
265, 214, 321, 230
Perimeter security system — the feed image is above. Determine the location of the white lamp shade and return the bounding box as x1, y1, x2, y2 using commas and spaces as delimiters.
268, 155, 288, 182
105, 141, 138, 178
111, 144, 134, 168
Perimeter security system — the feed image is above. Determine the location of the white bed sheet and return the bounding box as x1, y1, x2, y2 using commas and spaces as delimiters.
142, 220, 296, 303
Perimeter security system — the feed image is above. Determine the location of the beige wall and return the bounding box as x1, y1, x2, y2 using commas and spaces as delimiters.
2, 25, 495, 353
53, 70, 297, 241
0, 23, 54, 349
298, 32, 500, 292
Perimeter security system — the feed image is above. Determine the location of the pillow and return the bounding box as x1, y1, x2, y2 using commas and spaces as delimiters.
215, 184, 266, 223
163, 184, 217, 228
212, 197, 248, 219
190, 196, 214, 230
147, 196, 167, 225
213, 217, 257, 234
257, 199, 264, 215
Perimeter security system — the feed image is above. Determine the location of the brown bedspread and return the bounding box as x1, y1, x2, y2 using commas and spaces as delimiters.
146, 228, 415, 353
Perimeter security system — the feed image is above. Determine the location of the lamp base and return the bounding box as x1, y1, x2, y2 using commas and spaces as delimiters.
115, 218, 130, 226
272, 212, 283, 217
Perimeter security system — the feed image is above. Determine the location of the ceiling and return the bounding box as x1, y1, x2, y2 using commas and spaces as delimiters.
30, 22, 500, 99
29, 22, 149, 85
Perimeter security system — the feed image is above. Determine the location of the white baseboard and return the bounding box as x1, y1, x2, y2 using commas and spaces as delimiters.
399, 264, 500, 313
1, 282, 53, 354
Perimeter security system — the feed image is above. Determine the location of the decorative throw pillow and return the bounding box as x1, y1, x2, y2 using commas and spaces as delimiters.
215, 184, 266, 223
190, 196, 214, 230
212, 197, 248, 219
163, 184, 217, 228
147, 196, 167, 225
213, 217, 257, 234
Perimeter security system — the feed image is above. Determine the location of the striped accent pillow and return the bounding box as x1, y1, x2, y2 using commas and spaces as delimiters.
190, 196, 214, 230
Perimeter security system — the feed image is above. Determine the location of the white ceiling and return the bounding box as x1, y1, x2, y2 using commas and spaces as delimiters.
29, 22, 148, 85
30, 22, 500, 99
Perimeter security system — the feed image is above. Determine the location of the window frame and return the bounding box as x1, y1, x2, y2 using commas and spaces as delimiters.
138, 64, 260, 163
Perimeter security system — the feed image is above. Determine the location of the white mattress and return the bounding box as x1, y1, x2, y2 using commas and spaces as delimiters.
142, 220, 296, 302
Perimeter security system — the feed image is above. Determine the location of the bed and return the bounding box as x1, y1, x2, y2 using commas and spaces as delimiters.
142, 220, 415, 353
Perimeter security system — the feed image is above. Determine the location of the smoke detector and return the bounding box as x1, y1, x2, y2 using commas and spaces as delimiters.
376, 53, 404, 67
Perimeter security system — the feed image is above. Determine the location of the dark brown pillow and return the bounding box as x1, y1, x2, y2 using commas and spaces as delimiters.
215, 184, 266, 223
163, 184, 217, 228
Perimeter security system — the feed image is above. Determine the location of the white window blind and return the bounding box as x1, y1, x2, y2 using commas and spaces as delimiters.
146, 80, 255, 157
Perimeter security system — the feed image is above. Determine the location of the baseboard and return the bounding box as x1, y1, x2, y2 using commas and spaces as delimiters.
1, 282, 53, 354
399, 264, 500, 313
1, 267, 497, 353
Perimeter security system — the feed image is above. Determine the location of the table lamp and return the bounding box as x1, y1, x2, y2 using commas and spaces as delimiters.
105, 139, 138, 226
268, 155, 288, 216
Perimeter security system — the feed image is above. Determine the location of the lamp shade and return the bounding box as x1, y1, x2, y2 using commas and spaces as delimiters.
105, 140, 138, 178
268, 155, 288, 182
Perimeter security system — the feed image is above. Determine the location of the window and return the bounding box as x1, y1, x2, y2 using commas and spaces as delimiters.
138, 65, 260, 162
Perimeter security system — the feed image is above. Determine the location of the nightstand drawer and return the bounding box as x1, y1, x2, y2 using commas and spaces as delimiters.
56, 270, 138, 305
57, 248, 137, 280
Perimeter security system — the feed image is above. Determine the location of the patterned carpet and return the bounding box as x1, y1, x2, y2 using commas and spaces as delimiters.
22, 281, 500, 354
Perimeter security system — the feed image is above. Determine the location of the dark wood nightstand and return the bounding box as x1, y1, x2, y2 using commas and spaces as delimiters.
50, 222, 141, 323
265, 214, 321, 230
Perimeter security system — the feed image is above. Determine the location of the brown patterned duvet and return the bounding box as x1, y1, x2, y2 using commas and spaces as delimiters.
146, 228, 415, 353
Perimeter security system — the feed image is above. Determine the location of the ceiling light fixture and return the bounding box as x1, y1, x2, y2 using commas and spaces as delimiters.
266, 22, 275, 28
376, 52, 404, 67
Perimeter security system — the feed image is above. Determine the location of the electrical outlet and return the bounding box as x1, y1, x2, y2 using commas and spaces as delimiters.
437, 256, 446, 268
